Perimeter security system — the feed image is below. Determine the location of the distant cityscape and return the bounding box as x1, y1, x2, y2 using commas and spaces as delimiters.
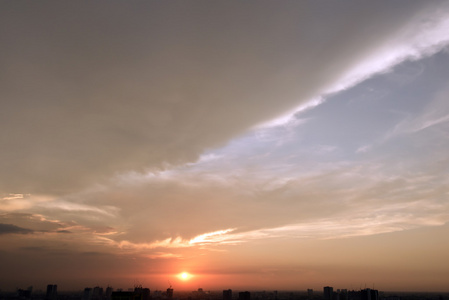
2, 285, 449, 300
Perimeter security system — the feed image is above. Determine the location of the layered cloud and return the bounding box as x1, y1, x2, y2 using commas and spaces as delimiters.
1, 1, 445, 194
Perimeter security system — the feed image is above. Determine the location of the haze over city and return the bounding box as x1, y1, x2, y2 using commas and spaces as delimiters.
1, 0, 449, 293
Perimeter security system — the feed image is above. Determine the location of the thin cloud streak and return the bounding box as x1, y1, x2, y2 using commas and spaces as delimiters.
200, 205, 448, 245
93, 196, 448, 252
38, 201, 120, 217
361, 85, 449, 151
96, 228, 237, 252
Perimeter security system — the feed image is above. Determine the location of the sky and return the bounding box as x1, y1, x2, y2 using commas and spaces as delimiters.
1, 0, 449, 293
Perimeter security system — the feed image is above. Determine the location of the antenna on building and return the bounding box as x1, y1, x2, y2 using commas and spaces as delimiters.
168, 280, 172, 289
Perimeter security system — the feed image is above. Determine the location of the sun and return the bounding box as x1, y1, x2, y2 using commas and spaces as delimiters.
178, 272, 191, 280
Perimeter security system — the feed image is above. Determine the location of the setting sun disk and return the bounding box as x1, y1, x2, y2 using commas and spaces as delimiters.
179, 272, 191, 280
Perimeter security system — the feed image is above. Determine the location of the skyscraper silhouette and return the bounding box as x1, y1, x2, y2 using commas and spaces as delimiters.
238, 292, 250, 300
323, 287, 333, 300
361, 289, 378, 300
46, 285, 57, 300
166, 287, 173, 299
223, 290, 232, 300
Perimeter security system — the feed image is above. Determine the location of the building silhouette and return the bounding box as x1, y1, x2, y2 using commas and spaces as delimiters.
134, 287, 150, 300
323, 287, 333, 300
111, 287, 151, 300
166, 288, 173, 299
238, 292, 250, 300
46, 285, 57, 300
223, 290, 232, 300
84, 288, 93, 300
17, 287, 33, 299
105, 287, 114, 300
361, 289, 378, 300
347, 290, 360, 300
143, 288, 151, 300
112, 291, 138, 300
93, 287, 104, 300
338, 290, 348, 300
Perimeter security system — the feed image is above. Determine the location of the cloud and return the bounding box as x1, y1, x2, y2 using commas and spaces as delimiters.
145, 252, 183, 260
61, 152, 447, 252
359, 84, 449, 152
0, 194, 52, 211
0, 223, 34, 235
96, 228, 236, 253
260, 3, 449, 130
37, 200, 120, 217
398, 88, 449, 134
1, 1, 445, 194
0, 213, 119, 242
91, 191, 449, 251
188, 228, 235, 245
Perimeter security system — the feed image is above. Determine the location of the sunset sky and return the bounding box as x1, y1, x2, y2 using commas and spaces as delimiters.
1, 0, 449, 293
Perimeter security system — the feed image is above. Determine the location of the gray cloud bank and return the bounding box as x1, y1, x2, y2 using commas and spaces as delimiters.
0, 1, 439, 194
0, 223, 33, 235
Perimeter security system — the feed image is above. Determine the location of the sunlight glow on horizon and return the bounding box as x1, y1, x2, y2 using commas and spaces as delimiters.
178, 272, 192, 281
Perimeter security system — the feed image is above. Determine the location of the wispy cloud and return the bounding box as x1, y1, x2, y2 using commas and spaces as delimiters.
38, 201, 120, 217
0, 194, 53, 211
145, 252, 183, 260
363, 86, 449, 151
188, 228, 236, 245
94, 197, 449, 252
96, 228, 237, 252
194, 206, 448, 244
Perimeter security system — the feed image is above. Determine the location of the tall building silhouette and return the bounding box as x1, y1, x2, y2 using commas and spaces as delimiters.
17, 286, 33, 299
105, 287, 114, 300
223, 290, 232, 300
361, 289, 378, 300
142, 288, 150, 300
323, 287, 333, 300
46, 285, 57, 300
347, 290, 361, 300
166, 287, 173, 299
93, 287, 104, 300
134, 287, 150, 300
111, 287, 150, 300
84, 288, 93, 300
339, 290, 348, 300
239, 292, 250, 300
